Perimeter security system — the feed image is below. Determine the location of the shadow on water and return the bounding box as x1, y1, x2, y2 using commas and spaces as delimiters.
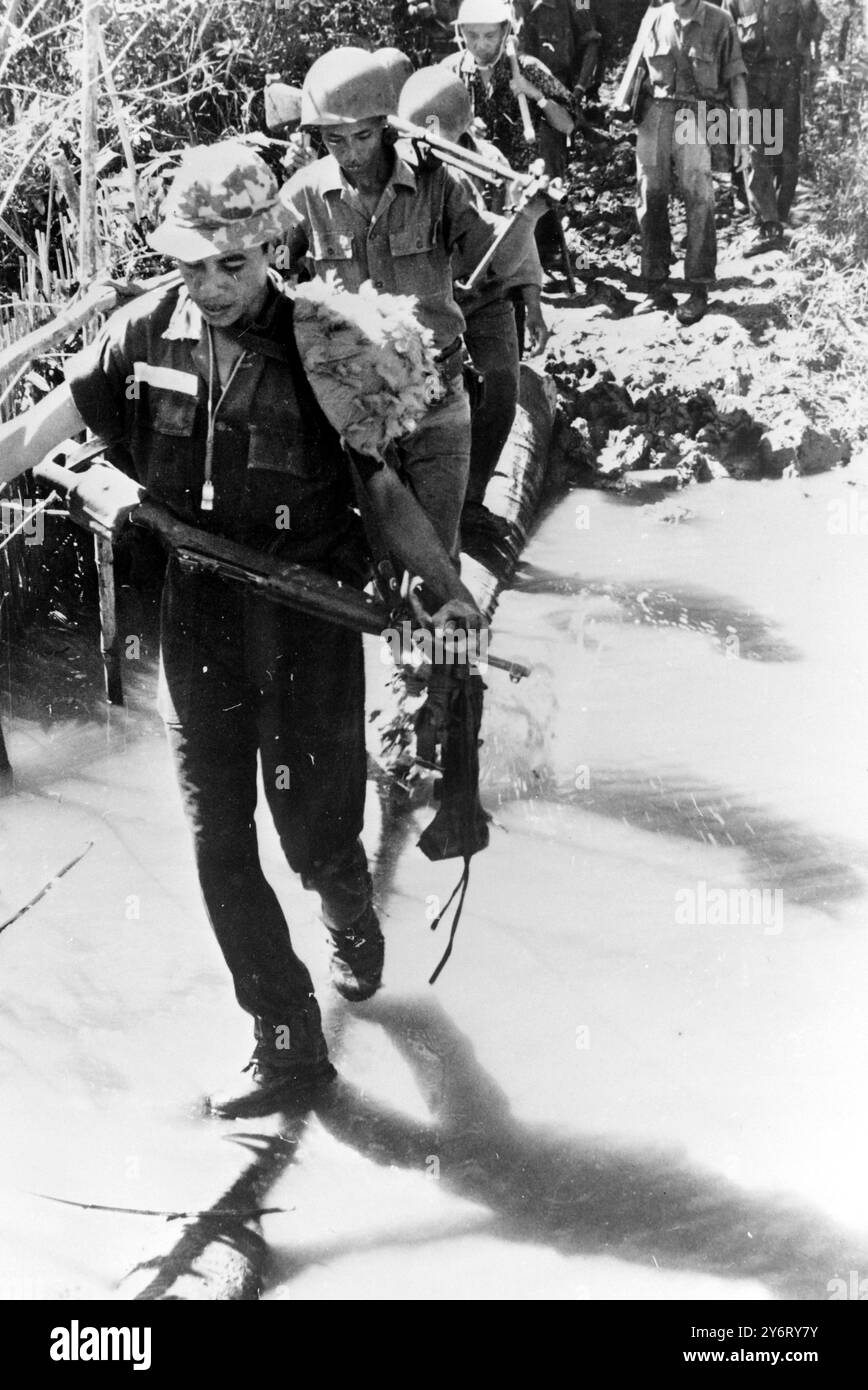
482, 763, 867, 915
120, 996, 866, 1300
120, 1120, 312, 1301
513, 564, 802, 662
263, 996, 866, 1300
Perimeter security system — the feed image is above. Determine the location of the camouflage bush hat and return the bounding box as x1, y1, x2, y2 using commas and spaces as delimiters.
147, 140, 293, 262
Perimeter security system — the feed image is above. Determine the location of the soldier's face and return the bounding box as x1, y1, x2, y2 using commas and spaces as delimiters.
175, 245, 271, 327
460, 23, 508, 67
320, 118, 388, 182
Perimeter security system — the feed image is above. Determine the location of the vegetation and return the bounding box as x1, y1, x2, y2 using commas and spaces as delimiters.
0, 0, 867, 638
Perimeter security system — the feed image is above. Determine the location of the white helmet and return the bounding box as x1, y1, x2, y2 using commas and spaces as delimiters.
456, 0, 513, 28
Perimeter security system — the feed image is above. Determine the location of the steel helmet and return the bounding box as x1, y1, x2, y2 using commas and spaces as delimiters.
456, 0, 513, 27
300, 47, 396, 128
397, 67, 473, 143
375, 46, 414, 106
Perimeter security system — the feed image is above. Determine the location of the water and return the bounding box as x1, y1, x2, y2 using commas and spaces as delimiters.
1, 466, 867, 1300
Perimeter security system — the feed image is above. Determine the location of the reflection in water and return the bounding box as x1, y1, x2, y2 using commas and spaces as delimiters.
514, 565, 802, 662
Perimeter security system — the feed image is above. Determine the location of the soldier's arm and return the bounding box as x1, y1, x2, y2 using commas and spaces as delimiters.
442, 166, 545, 286
801, 0, 826, 60
571, 7, 602, 95
511, 58, 575, 135
0, 383, 87, 488
364, 464, 486, 625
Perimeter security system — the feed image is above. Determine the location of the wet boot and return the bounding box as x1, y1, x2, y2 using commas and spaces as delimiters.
305, 840, 384, 1002
676, 288, 708, 326
325, 904, 385, 1003
633, 286, 677, 316
207, 1002, 336, 1119
743, 221, 786, 258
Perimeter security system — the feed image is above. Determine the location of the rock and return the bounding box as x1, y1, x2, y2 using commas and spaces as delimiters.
716, 397, 765, 477
596, 424, 649, 476
620, 468, 684, 496
567, 417, 595, 470
759, 411, 849, 477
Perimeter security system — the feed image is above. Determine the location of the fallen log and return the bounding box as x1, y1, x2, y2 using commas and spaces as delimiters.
462, 361, 559, 618
0, 718, 12, 796
0, 272, 179, 387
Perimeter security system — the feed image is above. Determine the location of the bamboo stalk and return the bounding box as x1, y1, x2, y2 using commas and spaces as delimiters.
79, 0, 101, 284
0, 277, 116, 384
0, 0, 22, 71
97, 27, 142, 224
0, 213, 39, 265
81, 0, 123, 707
47, 150, 80, 226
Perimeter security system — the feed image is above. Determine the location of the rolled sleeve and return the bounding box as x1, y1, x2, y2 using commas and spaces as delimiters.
524, 54, 573, 108
441, 166, 499, 268
64, 319, 132, 448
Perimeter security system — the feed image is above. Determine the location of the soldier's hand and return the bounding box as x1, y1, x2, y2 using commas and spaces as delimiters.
524, 302, 551, 357
510, 74, 542, 101
407, 578, 488, 634
281, 133, 316, 177
733, 141, 750, 174
67, 464, 144, 541
428, 598, 489, 634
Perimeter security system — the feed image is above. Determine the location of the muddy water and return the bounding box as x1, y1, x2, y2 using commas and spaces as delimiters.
1, 467, 867, 1301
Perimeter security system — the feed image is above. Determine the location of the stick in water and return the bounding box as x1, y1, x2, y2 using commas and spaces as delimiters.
0, 841, 94, 937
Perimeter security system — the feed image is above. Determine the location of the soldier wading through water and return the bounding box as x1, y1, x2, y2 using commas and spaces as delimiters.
0, 142, 488, 1120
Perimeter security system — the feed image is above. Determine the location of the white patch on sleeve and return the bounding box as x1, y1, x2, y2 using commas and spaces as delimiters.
132, 362, 199, 396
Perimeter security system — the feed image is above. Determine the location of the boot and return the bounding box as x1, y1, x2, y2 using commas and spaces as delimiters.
207, 1004, 336, 1119
743, 221, 786, 258
326, 905, 384, 1002
633, 287, 677, 316
675, 288, 708, 326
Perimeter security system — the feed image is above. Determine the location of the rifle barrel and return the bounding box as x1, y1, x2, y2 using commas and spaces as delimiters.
387, 115, 531, 188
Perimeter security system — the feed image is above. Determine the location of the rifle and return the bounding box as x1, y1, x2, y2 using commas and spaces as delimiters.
388, 113, 566, 199
388, 114, 565, 292
32, 451, 530, 682
612, 5, 658, 117
505, 31, 537, 144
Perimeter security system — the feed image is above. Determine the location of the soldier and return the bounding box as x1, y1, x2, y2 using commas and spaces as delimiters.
280, 46, 546, 557
514, 0, 604, 254
720, 0, 826, 254
632, 0, 750, 325
396, 65, 550, 545
392, 1, 462, 66
441, 0, 575, 175
515, 0, 603, 100
0, 141, 487, 1120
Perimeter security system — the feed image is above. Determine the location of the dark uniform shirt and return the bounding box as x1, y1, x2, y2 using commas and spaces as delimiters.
719, 0, 824, 68
641, 0, 746, 102
515, 0, 601, 91
440, 49, 573, 172
65, 276, 361, 564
